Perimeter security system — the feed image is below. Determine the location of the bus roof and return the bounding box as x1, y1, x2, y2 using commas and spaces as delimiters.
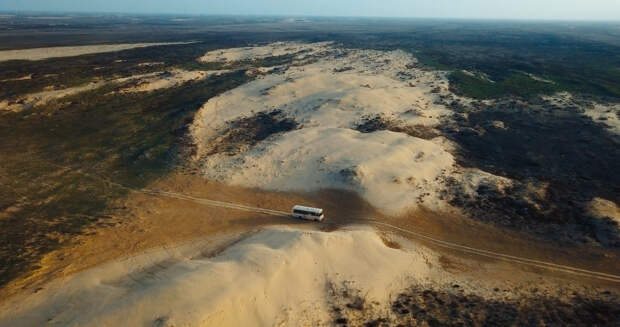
292, 205, 323, 214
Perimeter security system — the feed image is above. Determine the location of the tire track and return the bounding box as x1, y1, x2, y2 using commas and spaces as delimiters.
139, 188, 620, 283
33, 160, 620, 283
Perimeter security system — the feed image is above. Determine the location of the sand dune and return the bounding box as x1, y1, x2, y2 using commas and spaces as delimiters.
585, 103, 620, 136
118, 69, 230, 93
0, 74, 32, 82
1, 41, 617, 327
191, 42, 509, 214
0, 81, 105, 112
588, 197, 620, 225
202, 127, 455, 214
0, 227, 446, 327
198, 41, 332, 65
1, 69, 227, 112
0, 42, 190, 62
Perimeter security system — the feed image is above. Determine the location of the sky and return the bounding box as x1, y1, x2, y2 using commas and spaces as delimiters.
2, 0, 620, 21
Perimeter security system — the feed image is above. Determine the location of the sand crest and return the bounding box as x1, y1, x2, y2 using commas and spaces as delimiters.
191, 42, 509, 214
198, 41, 332, 65
0, 227, 442, 327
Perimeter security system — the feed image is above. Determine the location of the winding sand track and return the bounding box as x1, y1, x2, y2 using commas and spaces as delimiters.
138, 187, 620, 283
40, 159, 620, 283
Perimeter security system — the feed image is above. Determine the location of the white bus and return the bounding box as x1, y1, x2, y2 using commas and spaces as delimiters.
292, 205, 324, 221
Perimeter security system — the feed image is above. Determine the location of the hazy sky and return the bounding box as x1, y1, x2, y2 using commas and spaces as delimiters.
2, 0, 620, 20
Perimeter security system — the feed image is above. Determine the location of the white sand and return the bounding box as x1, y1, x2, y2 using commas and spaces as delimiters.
0, 227, 445, 327
0, 69, 227, 112
198, 41, 332, 65
0, 72, 164, 112
0, 81, 105, 112
524, 72, 554, 84
0, 42, 190, 62
118, 69, 229, 93
544, 92, 620, 136
136, 62, 165, 67
457, 168, 514, 198
192, 50, 452, 144
0, 74, 32, 82
191, 42, 508, 214
584, 103, 620, 136
203, 128, 455, 213
587, 197, 620, 226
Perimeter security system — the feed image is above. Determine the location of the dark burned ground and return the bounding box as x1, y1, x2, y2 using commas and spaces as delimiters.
328, 281, 620, 326
0, 69, 252, 288
440, 97, 620, 247
0, 39, 313, 101
341, 287, 619, 327
326, 280, 620, 327
206, 110, 298, 156
389, 289, 619, 327
0, 42, 218, 99
351, 99, 619, 248
355, 114, 440, 140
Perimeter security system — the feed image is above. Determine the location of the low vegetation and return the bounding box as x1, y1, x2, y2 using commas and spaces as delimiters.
0, 42, 227, 99
334, 21, 620, 100
438, 96, 620, 246
0, 69, 251, 287
448, 71, 560, 99
327, 282, 619, 326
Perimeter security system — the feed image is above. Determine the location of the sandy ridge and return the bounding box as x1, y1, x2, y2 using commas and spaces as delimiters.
191, 42, 511, 215
0, 42, 193, 62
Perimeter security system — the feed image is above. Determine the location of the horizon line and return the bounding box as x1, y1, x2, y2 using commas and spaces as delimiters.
1, 10, 619, 23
